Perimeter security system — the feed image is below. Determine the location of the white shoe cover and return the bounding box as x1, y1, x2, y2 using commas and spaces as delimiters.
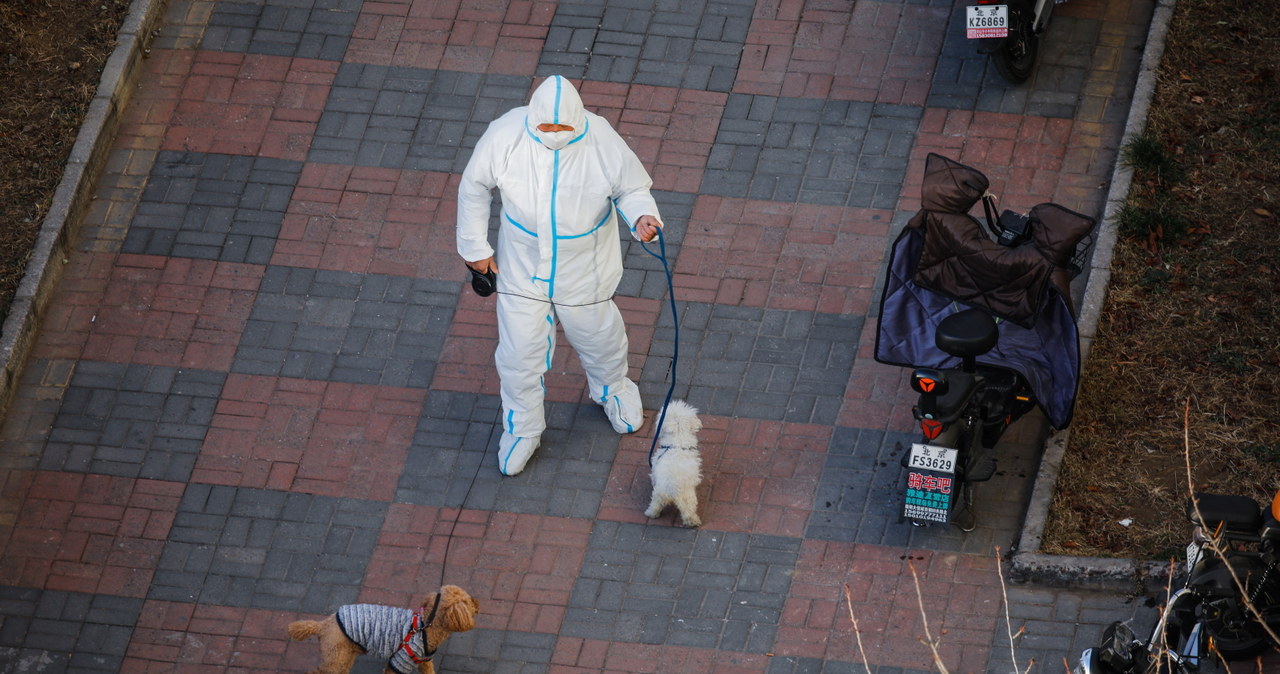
601, 383, 644, 434
498, 432, 540, 476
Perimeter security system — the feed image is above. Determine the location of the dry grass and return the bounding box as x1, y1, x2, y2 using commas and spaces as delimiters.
0, 0, 129, 327
1044, 0, 1280, 559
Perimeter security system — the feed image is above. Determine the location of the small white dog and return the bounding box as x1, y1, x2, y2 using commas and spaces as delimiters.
644, 399, 704, 527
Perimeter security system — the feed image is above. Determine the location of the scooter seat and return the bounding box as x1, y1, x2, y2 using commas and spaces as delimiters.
936, 308, 998, 359
1188, 492, 1262, 532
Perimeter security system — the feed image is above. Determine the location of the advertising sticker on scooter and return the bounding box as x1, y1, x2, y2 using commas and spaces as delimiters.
967, 4, 1008, 39
904, 444, 958, 523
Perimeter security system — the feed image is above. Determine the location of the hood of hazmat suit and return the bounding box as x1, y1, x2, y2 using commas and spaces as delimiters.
456, 75, 662, 304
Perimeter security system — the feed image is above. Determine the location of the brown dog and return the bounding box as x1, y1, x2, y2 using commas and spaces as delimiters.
287, 585, 479, 674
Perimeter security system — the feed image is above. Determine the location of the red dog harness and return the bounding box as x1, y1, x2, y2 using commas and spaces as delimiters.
398, 592, 442, 665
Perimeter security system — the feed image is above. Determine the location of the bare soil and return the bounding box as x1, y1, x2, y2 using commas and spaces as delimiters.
1044, 0, 1280, 560
0, 0, 129, 325
1, 0, 1277, 561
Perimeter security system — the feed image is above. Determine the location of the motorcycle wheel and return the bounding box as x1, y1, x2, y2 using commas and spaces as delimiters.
991, 3, 1038, 84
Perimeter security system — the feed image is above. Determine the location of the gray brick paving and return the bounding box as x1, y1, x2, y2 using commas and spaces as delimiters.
399, 392, 621, 520
989, 588, 1158, 674
927, 9, 1108, 119
38, 362, 225, 481
705, 95, 919, 209
805, 424, 1041, 555
645, 302, 861, 425
0, 586, 142, 673
126, 151, 301, 264
564, 523, 798, 652
538, 0, 754, 92
434, 629, 557, 674
200, 0, 359, 60
767, 657, 931, 674
232, 266, 456, 389
310, 67, 530, 173
618, 190, 694, 302
151, 484, 385, 613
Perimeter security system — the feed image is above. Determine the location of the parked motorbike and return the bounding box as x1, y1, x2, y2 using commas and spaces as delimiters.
875, 153, 1097, 531
966, 0, 1058, 83
1075, 491, 1280, 673
900, 306, 1038, 530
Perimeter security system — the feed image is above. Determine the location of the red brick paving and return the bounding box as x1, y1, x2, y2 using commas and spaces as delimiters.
27, 250, 116, 362
777, 541, 1002, 671
907, 109, 1093, 215
79, 255, 262, 371
362, 504, 590, 634
346, 0, 555, 75
273, 164, 463, 278
840, 319, 918, 431
578, 82, 726, 195
124, 600, 316, 671
0, 472, 182, 598
162, 52, 337, 162
193, 374, 426, 498
550, 639, 771, 674
114, 49, 192, 153
677, 196, 893, 314
601, 415, 828, 538
738, 0, 948, 105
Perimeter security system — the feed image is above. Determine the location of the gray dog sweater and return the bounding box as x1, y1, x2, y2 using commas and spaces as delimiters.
336, 604, 427, 674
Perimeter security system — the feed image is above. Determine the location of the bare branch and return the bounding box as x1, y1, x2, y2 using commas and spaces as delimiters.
994, 546, 1025, 673
908, 560, 950, 674
843, 583, 873, 674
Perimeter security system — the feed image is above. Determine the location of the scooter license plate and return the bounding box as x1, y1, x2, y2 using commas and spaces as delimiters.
966, 5, 1009, 39
907, 443, 958, 473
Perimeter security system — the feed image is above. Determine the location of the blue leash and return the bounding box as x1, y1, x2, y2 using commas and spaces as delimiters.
639, 227, 678, 468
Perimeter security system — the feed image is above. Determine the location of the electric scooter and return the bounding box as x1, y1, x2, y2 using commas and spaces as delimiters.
966, 0, 1059, 83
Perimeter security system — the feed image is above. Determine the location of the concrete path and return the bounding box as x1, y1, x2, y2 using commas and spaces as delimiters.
0, 0, 1180, 671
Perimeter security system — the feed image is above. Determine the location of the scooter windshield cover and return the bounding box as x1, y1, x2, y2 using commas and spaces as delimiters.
875, 226, 1081, 429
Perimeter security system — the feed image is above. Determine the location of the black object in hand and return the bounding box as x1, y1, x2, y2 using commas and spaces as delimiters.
469, 265, 497, 297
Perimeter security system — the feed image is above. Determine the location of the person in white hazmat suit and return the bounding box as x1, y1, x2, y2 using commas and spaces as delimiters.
457, 75, 664, 476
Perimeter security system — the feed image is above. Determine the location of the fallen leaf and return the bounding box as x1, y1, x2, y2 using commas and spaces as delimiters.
1255, 207, 1274, 218
1191, 95, 1205, 104
1062, 541, 1080, 548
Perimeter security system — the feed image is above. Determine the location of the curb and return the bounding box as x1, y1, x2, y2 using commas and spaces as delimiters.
1010, 0, 1180, 593
0, 0, 169, 418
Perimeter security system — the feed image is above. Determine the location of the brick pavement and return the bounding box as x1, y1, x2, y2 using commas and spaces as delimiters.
0, 0, 1167, 671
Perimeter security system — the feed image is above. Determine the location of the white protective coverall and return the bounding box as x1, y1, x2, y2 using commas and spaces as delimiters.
457, 75, 661, 467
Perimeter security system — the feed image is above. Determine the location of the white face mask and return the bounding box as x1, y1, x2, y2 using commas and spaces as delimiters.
534, 128, 576, 151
